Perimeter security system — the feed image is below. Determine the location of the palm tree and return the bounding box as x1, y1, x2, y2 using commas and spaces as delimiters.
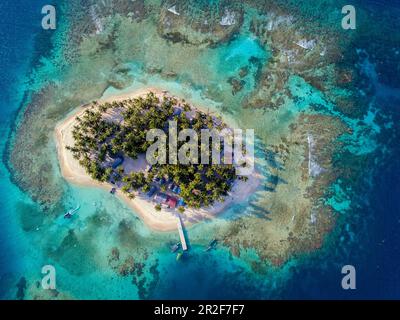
178, 206, 185, 214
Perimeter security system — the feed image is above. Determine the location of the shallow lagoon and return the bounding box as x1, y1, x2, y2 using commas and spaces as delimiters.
1, 0, 399, 299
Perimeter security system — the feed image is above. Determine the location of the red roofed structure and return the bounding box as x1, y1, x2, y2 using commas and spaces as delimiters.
167, 197, 177, 208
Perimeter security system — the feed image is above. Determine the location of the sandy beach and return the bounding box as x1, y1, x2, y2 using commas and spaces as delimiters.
54, 88, 262, 232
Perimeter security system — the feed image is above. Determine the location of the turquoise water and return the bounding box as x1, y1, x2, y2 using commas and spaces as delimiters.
1, 0, 400, 299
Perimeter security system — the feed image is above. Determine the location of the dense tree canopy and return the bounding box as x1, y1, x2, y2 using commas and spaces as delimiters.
67, 92, 243, 208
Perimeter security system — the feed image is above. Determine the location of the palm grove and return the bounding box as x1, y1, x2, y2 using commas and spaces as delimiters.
67, 92, 245, 209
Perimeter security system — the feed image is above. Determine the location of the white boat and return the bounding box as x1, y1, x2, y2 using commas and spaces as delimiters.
64, 205, 80, 219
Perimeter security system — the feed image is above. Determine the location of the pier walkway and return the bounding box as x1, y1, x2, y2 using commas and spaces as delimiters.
177, 215, 188, 251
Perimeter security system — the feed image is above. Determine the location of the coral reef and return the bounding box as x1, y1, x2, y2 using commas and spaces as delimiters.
158, 0, 243, 46
7, 0, 390, 283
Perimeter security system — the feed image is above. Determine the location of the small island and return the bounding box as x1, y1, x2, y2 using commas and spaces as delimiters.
55, 89, 260, 231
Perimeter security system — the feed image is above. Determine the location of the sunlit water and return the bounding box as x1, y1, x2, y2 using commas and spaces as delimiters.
1, 0, 399, 299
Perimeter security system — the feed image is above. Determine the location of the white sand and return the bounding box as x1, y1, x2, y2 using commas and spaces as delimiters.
54, 88, 262, 232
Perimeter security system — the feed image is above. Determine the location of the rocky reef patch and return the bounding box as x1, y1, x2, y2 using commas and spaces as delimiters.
158, 0, 243, 46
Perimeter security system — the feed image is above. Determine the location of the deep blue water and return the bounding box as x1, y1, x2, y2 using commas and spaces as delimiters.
0, 0, 399, 299
0, 0, 49, 290
285, 159, 400, 299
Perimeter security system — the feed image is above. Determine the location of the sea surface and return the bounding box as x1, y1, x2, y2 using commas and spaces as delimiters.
0, 0, 399, 299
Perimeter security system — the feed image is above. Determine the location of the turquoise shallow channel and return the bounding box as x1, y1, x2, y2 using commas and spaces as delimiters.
0, 0, 399, 299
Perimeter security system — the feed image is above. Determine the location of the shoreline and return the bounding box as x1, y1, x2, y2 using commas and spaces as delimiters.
54, 88, 262, 232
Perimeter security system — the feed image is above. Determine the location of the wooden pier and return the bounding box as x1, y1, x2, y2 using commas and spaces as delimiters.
177, 215, 188, 251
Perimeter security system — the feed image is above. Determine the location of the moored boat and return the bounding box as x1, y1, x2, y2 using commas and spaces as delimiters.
205, 239, 218, 252
64, 205, 80, 219
170, 242, 181, 253
176, 252, 183, 261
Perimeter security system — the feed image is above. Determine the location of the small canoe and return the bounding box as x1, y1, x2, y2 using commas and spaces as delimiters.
170, 242, 181, 253
205, 239, 218, 252
64, 205, 80, 219
176, 252, 183, 261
